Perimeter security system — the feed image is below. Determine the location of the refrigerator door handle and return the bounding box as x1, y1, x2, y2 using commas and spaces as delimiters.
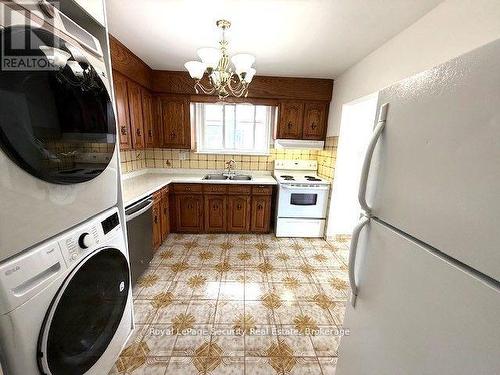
358, 102, 389, 213
349, 215, 370, 307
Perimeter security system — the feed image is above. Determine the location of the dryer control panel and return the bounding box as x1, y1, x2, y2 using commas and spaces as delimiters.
0, 208, 123, 314
58, 209, 121, 266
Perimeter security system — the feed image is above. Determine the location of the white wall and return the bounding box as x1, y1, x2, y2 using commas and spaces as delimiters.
327, 0, 500, 136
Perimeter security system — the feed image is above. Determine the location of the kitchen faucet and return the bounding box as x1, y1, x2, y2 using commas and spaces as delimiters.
224, 159, 236, 177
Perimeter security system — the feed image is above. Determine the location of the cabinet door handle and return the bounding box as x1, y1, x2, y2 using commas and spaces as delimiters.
237, 204, 242, 210
136, 128, 142, 136
154, 215, 158, 224
120, 126, 127, 135
170, 131, 176, 139
287, 122, 293, 129
311, 122, 317, 129
257, 204, 263, 210
148, 129, 153, 138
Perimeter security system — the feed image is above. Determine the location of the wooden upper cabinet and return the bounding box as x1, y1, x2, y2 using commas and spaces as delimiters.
204, 195, 227, 233
160, 96, 191, 149
251, 195, 272, 233
277, 101, 304, 139
303, 102, 328, 140
128, 81, 145, 149
142, 89, 155, 148
175, 194, 203, 232
227, 195, 251, 233
152, 96, 163, 148
112, 71, 132, 150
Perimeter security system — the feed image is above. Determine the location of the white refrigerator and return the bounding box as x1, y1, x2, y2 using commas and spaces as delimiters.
336, 39, 500, 375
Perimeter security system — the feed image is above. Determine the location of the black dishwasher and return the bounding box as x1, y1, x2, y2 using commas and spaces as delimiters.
125, 196, 153, 285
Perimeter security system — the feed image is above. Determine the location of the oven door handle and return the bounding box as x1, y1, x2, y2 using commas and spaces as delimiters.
281, 185, 330, 191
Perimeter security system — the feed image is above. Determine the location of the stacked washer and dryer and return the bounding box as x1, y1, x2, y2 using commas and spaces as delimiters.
0, 2, 133, 374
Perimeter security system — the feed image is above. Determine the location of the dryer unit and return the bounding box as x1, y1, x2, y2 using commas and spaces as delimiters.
0, 208, 133, 375
0, 1, 118, 261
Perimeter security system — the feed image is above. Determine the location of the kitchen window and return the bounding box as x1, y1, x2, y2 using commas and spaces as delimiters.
194, 102, 275, 155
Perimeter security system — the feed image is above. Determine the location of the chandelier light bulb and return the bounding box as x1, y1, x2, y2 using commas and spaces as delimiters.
184, 61, 206, 80
197, 47, 221, 69
231, 53, 255, 75
243, 67, 256, 83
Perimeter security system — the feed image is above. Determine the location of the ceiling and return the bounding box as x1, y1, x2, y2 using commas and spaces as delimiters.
106, 0, 443, 79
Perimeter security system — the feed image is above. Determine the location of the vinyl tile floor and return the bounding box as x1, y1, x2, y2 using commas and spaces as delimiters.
109, 233, 351, 375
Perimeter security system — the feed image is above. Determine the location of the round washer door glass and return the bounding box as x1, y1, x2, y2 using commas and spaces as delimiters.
0, 26, 116, 184
40, 248, 129, 375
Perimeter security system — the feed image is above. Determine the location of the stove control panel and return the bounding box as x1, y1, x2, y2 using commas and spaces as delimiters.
274, 159, 317, 170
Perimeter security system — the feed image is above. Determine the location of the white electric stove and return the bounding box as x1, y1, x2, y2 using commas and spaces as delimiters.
273, 160, 331, 237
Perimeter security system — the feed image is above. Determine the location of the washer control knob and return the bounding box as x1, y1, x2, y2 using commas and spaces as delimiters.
78, 233, 94, 249
70, 253, 78, 261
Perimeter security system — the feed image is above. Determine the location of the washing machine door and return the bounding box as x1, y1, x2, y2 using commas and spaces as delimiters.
0, 25, 116, 184
38, 248, 130, 375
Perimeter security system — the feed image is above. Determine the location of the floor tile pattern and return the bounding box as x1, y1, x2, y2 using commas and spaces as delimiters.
110, 234, 351, 375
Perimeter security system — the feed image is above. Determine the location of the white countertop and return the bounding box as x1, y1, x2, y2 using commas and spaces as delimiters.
122, 169, 277, 207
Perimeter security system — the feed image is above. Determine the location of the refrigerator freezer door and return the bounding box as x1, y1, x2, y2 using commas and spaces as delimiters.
337, 219, 500, 375
364, 40, 500, 281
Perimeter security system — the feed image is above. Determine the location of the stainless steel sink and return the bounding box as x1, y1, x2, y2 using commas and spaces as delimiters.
202, 174, 253, 181
203, 174, 228, 180
230, 175, 252, 181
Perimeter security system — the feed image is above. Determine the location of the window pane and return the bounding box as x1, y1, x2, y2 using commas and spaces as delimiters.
235, 104, 254, 150
196, 103, 272, 154
236, 104, 254, 122
204, 104, 223, 149
224, 105, 235, 149
205, 104, 223, 121
254, 106, 268, 151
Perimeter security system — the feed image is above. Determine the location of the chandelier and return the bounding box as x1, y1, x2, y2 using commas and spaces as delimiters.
184, 20, 256, 99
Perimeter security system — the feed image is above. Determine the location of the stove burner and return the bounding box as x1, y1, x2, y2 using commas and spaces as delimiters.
280, 175, 295, 180
305, 176, 322, 182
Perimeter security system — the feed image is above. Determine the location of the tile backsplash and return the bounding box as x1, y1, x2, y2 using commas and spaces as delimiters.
120, 136, 338, 180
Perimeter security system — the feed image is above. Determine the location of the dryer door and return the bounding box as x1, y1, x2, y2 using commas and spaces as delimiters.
0, 25, 116, 184
38, 248, 130, 375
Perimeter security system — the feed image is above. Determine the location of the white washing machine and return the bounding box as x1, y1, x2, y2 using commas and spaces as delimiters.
0, 207, 133, 375
0, 1, 118, 262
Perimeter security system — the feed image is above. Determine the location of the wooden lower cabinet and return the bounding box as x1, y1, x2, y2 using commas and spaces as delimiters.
170, 184, 272, 233
251, 195, 272, 233
175, 194, 204, 232
160, 187, 170, 241
227, 195, 251, 233
152, 195, 162, 251
204, 195, 227, 232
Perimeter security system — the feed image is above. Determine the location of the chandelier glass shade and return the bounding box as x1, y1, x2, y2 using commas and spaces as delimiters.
184, 20, 256, 99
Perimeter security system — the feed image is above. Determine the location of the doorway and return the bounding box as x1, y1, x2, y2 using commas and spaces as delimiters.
326, 93, 378, 239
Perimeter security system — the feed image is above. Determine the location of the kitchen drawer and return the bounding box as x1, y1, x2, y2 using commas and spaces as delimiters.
203, 184, 228, 194
227, 185, 252, 195
173, 184, 202, 194
252, 185, 273, 195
